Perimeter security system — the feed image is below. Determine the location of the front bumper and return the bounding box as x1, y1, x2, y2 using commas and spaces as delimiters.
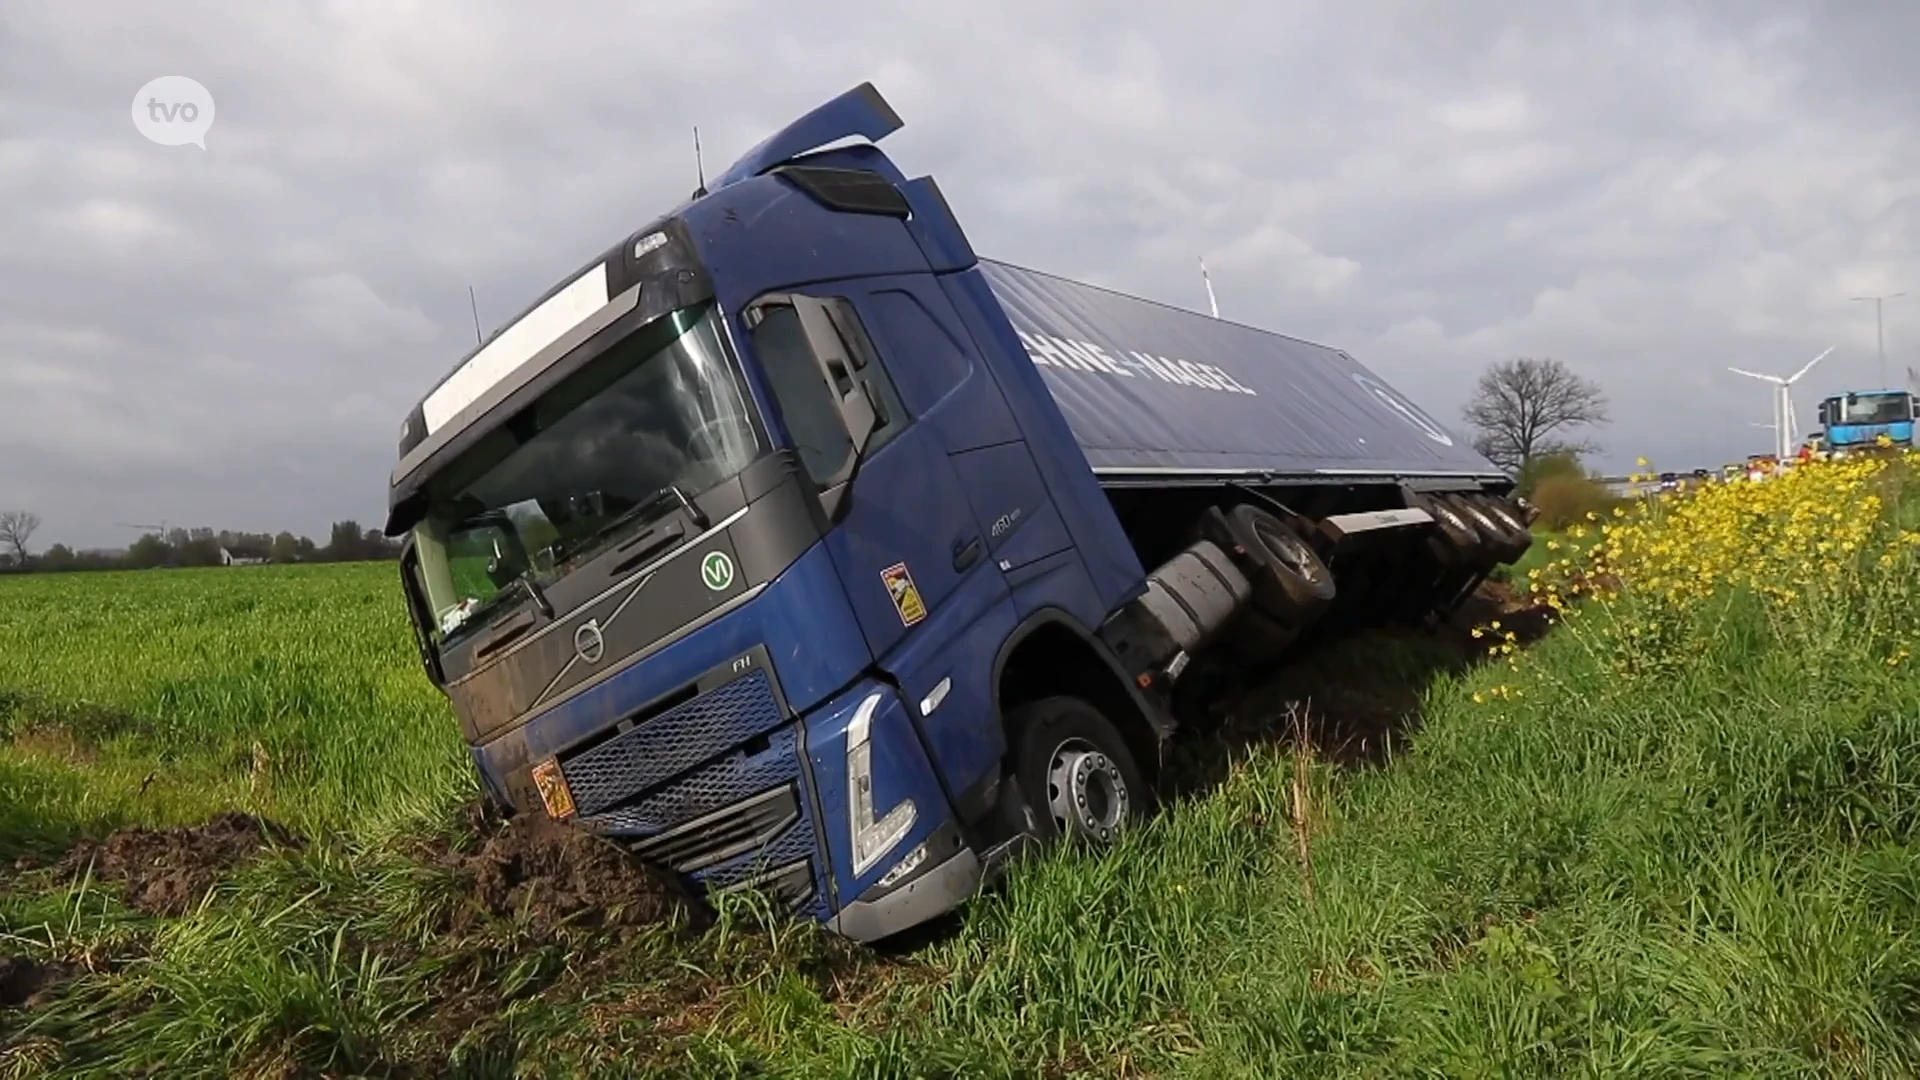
828, 843, 984, 942
502, 668, 978, 938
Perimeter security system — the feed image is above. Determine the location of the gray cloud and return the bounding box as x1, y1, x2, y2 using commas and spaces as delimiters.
2, 1, 1917, 549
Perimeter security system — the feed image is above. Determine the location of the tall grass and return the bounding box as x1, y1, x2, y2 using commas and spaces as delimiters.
4, 457, 1919, 1077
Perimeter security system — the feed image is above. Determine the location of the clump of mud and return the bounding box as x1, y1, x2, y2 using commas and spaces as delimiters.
56, 812, 301, 917
0, 954, 77, 1011
438, 808, 710, 938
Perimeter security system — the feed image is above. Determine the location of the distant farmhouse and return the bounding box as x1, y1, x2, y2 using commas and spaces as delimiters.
219, 545, 270, 567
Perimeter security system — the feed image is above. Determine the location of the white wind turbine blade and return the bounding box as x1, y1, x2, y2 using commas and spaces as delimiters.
1728, 366, 1785, 384
1785, 345, 1835, 385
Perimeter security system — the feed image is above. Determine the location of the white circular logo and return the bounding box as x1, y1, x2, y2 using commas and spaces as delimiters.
700, 551, 735, 591
1351, 372, 1454, 446
132, 76, 216, 149
573, 620, 605, 664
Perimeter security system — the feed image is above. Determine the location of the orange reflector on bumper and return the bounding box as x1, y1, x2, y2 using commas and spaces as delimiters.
530, 757, 577, 820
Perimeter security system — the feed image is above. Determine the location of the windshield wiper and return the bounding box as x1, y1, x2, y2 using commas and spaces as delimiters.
558, 484, 709, 565
518, 568, 555, 619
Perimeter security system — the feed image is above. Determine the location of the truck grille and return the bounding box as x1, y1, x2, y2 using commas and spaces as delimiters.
561, 670, 788, 817
629, 783, 799, 873
562, 669, 828, 918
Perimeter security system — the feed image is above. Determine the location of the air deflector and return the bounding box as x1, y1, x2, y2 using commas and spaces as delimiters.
712, 82, 904, 191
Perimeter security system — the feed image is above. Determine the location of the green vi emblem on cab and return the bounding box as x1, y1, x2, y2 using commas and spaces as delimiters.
700, 551, 735, 592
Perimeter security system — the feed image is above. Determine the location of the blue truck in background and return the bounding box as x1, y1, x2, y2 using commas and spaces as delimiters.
383, 84, 1535, 942
1817, 388, 1917, 456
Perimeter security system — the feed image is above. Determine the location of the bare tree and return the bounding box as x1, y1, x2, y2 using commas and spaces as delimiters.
0, 510, 40, 566
1461, 358, 1610, 473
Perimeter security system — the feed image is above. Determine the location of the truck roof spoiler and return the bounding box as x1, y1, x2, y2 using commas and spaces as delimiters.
711, 82, 904, 192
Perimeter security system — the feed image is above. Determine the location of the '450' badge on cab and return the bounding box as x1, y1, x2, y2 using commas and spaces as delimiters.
880, 562, 927, 627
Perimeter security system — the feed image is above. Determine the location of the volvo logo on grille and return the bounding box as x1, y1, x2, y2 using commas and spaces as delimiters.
573, 620, 606, 664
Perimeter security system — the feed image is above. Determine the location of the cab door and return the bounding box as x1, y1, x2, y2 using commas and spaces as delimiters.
743, 285, 1020, 806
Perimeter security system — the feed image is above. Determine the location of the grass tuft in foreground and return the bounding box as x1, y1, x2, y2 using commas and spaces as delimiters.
5, 453, 1920, 1076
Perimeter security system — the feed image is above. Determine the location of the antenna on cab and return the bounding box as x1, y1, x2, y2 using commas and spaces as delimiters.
693, 126, 707, 198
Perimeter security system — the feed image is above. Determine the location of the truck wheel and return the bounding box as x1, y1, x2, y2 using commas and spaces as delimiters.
1224, 503, 1335, 627
1413, 494, 1480, 568
1462, 494, 1532, 559
1466, 495, 1528, 553
1006, 695, 1149, 846
1440, 494, 1522, 564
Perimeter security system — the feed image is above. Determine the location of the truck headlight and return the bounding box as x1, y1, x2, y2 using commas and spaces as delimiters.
846, 692, 917, 876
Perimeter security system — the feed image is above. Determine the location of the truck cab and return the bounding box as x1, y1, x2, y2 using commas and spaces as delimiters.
385, 86, 1191, 942
1818, 390, 1918, 457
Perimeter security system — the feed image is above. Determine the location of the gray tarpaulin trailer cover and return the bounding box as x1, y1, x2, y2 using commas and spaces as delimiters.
980, 260, 1507, 485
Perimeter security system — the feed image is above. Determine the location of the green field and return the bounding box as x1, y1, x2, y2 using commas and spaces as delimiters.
5, 460, 1920, 1077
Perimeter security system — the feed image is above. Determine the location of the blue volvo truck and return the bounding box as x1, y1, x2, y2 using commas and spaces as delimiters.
384, 84, 1534, 942
1817, 388, 1917, 456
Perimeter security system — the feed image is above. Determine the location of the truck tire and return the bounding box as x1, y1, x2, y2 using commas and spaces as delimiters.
1461, 494, 1532, 559
1469, 495, 1534, 555
1224, 503, 1335, 627
1413, 493, 1480, 568
1006, 695, 1149, 846
1440, 493, 1523, 564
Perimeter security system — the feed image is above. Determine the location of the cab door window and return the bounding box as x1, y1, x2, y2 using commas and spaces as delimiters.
746, 294, 905, 489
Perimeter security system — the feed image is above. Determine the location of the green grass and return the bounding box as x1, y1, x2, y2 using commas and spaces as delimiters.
0, 565, 470, 863
5, 472, 1920, 1076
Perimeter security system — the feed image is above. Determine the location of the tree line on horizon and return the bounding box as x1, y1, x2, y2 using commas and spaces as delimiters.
0, 515, 401, 574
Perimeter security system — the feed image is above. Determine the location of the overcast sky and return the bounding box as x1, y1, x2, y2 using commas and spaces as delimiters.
3, 2, 1916, 550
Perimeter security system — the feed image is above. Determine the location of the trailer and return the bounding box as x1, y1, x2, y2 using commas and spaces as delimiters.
383, 83, 1534, 942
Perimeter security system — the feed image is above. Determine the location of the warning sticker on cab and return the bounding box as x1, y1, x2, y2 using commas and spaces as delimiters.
881, 562, 927, 627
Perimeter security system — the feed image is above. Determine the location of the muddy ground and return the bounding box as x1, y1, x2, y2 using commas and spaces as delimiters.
0, 955, 76, 1012
50, 810, 302, 918
432, 801, 711, 938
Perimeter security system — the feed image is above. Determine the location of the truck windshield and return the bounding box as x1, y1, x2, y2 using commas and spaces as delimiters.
409, 301, 760, 639
1832, 392, 1912, 426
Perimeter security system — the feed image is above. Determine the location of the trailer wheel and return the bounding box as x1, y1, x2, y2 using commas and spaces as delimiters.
1413, 494, 1480, 568
1473, 495, 1533, 543
1461, 494, 1532, 559
1006, 695, 1149, 847
1224, 503, 1335, 627
1441, 494, 1524, 564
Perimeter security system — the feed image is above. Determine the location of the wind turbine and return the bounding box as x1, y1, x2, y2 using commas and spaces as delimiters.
1728, 346, 1834, 461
